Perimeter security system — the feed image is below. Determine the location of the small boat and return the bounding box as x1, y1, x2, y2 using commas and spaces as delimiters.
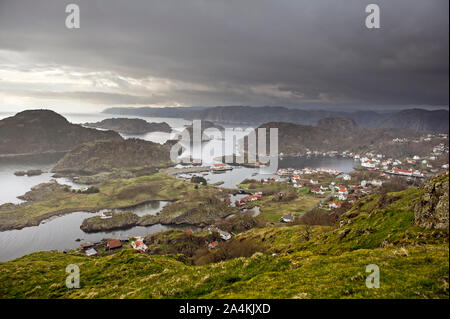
211, 163, 233, 173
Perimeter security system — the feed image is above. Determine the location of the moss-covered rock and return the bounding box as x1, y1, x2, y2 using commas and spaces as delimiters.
414, 175, 449, 229
80, 211, 140, 232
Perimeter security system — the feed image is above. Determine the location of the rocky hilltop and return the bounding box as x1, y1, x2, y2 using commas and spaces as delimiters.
0, 110, 121, 156
250, 119, 421, 155
84, 118, 171, 135
51, 138, 174, 176
414, 175, 449, 230
316, 117, 359, 133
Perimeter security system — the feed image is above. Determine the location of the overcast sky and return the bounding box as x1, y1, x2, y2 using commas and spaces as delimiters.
0, 0, 448, 113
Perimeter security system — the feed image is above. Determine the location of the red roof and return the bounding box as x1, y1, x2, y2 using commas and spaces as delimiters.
135, 240, 144, 246
329, 202, 341, 207
394, 168, 412, 173
209, 241, 218, 248
107, 239, 122, 249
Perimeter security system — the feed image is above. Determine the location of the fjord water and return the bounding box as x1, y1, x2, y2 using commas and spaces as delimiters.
0, 153, 86, 205
0, 209, 195, 262
0, 112, 357, 261
204, 156, 357, 189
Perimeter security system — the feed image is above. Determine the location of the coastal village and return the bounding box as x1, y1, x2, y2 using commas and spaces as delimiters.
72, 132, 449, 258
0, 110, 448, 299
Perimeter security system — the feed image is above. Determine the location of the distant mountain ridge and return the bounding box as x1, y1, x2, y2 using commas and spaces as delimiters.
103, 106, 449, 133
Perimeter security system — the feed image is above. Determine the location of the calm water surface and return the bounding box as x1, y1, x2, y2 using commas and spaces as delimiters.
0, 112, 357, 261
0, 153, 87, 205
0, 209, 196, 262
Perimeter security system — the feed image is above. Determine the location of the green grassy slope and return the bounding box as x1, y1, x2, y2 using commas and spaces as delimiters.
0, 177, 448, 299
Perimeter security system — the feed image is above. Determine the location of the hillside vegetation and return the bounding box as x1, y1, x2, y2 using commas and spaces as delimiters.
250, 118, 440, 156
1, 175, 448, 298
51, 139, 174, 176
0, 110, 121, 156
0, 173, 207, 231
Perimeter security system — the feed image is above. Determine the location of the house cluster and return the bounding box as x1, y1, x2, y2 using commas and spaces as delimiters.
207, 226, 232, 249
359, 155, 425, 177
323, 178, 385, 209
260, 177, 278, 183
78, 234, 153, 256
304, 149, 346, 157
334, 186, 348, 201
131, 237, 148, 252
79, 237, 130, 257
236, 192, 263, 206
356, 133, 449, 177
392, 133, 448, 144
277, 167, 340, 177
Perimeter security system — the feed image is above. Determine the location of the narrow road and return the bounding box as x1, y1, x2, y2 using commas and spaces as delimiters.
300, 186, 335, 217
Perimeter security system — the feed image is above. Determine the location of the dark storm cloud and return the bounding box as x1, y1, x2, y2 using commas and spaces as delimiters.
0, 0, 448, 109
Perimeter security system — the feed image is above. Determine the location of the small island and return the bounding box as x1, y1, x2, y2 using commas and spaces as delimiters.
14, 169, 43, 177
84, 118, 172, 135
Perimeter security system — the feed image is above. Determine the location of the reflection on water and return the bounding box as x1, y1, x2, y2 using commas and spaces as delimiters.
114, 201, 170, 217
0, 153, 87, 205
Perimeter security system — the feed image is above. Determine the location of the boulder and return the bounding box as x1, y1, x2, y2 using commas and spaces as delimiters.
414, 175, 449, 229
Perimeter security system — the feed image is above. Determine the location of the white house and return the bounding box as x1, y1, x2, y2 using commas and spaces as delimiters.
85, 248, 98, 256
370, 179, 383, 187
100, 211, 113, 219
343, 174, 351, 181
329, 202, 341, 209
132, 240, 148, 251
280, 215, 294, 223
218, 230, 232, 241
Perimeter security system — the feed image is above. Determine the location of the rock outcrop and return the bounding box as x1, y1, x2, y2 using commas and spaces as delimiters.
51, 138, 175, 175
414, 175, 449, 229
80, 211, 140, 233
